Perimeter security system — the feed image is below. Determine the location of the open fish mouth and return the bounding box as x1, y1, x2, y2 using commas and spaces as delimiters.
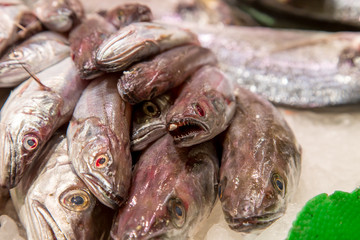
225, 213, 282, 232
32, 200, 66, 240
167, 118, 209, 143
83, 173, 124, 208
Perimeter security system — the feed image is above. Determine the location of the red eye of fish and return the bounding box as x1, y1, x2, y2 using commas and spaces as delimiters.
95, 154, 109, 169
193, 103, 205, 117
22, 135, 39, 151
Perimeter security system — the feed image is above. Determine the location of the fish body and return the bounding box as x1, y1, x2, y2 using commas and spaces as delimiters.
0, 31, 70, 87
95, 22, 199, 72
69, 14, 116, 79
10, 133, 113, 240
118, 45, 218, 104
131, 93, 173, 151
25, 0, 84, 32
219, 87, 301, 232
166, 65, 236, 147
103, 3, 153, 29
67, 75, 132, 209
111, 134, 219, 239
0, 57, 87, 188
0, 2, 42, 55
193, 23, 360, 107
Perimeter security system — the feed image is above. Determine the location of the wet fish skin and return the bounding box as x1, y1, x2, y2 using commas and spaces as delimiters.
219, 87, 301, 232
95, 22, 199, 72
0, 57, 87, 188
166, 65, 236, 147
192, 23, 360, 107
67, 75, 132, 209
118, 45, 218, 104
111, 134, 219, 240
10, 133, 114, 240
69, 14, 116, 80
104, 3, 153, 29
131, 93, 174, 151
27, 0, 84, 32
0, 31, 70, 87
0, 2, 42, 55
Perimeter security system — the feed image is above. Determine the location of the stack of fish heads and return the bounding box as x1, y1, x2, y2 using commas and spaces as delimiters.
111, 134, 219, 240
218, 87, 302, 232
67, 75, 132, 209
166, 65, 236, 148
10, 132, 114, 240
0, 57, 87, 188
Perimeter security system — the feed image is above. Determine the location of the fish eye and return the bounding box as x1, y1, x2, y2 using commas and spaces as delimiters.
167, 198, 186, 228
117, 10, 124, 21
60, 189, 93, 212
22, 135, 39, 151
192, 103, 205, 117
218, 177, 227, 200
142, 101, 160, 117
272, 174, 285, 195
9, 50, 23, 59
94, 154, 109, 169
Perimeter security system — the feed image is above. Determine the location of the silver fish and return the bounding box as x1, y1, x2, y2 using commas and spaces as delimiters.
192, 23, 360, 107
0, 31, 70, 87
10, 133, 113, 240
111, 134, 218, 239
67, 75, 132, 209
25, 0, 84, 32
0, 1, 42, 55
95, 22, 199, 72
219, 87, 301, 232
131, 93, 174, 151
166, 65, 236, 147
118, 44, 218, 104
0, 57, 87, 188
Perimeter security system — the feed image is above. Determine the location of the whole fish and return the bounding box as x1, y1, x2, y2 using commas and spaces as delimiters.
10, 133, 114, 240
191, 23, 360, 107
69, 14, 116, 79
0, 31, 70, 87
166, 65, 236, 147
111, 134, 219, 240
95, 22, 199, 72
244, 0, 360, 28
131, 93, 174, 151
25, 0, 84, 32
67, 75, 132, 209
0, 57, 87, 188
0, 1, 42, 55
118, 44, 218, 104
219, 87, 301, 232
103, 3, 153, 29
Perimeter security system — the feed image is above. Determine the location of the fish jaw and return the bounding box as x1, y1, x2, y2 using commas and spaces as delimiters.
82, 173, 124, 209
0, 60, 28, 87
131, 123, 166, 151
0, 124, 17, 188
166, 117, 210, 147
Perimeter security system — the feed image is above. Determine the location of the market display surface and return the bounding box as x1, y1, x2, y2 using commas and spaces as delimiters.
1, 0, 360, 239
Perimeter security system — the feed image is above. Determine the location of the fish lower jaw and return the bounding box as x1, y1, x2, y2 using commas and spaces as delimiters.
82, 174, 124, 209
167, 119, 208, 144
225, 214, 281, 233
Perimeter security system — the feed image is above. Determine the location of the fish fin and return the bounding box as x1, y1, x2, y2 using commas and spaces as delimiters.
19, 63, 52, 91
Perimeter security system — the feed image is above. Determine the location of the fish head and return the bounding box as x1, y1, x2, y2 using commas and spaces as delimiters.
105, 4, 153, 29
68, 118, 131, 209
111, 136, 218, 239
23, 158, 112, 240
219, 132, 301, 232
167, 89, 235, 147
0, 106, 55, 188
131, 94, 173, 151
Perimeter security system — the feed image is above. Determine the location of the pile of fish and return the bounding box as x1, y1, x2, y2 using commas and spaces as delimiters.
1, 0, 360, 239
